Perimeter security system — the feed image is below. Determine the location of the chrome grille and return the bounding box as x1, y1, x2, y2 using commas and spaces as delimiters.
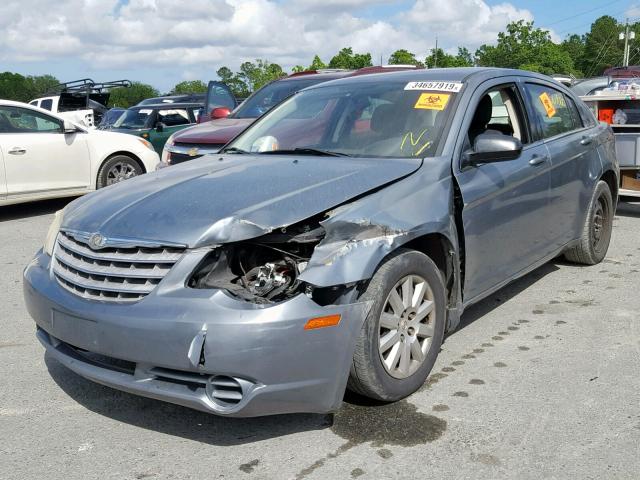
52, 231, 184, 302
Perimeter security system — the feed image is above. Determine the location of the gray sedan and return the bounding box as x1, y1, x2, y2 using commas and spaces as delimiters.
24, 68, 618, 417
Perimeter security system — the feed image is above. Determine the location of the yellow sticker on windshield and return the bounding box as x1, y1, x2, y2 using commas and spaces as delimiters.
538, 92, 556, 118
414, 93, 450, 110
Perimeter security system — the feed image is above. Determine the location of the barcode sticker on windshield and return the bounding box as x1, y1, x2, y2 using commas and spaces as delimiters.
404, 81, 463, 93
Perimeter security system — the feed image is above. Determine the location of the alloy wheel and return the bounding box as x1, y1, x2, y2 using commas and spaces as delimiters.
378, 274, 436, 379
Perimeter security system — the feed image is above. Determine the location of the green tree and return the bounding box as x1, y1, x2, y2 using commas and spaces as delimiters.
475, 20, 575, 75
0, 72, 60, 102
0, 72, 29, 102
455, 47, 475, 67
581, 16, 623, 76
107, 81, 159, 108
328, 47, 373, 69
216, 66, 250, 98
309, 55, 326, 70
425, 47, 473, 68
171, 80, 207, 94
239, 59, 286, 91
292, 65, 306, 73
388, 49, 423, 67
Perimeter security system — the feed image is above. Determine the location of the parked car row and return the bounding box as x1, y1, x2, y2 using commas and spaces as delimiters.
22, 67, 618, 418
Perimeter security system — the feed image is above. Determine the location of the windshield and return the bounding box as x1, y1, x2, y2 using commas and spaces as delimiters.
226, 80, 458, 158
113, 108, 153, 129
232, 78, 328, 119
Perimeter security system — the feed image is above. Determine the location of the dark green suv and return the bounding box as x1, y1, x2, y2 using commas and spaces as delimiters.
108, 102, 202, 153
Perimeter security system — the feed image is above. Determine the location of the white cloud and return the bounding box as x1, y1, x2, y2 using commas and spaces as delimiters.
0, 0, 535, 87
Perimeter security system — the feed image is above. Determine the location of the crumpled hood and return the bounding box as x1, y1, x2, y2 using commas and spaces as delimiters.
62, 154, 421, 248
173, 117, 254, 145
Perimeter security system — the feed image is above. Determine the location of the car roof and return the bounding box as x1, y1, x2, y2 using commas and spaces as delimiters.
130, 102, 202, 109
303, 67, 562, 89
279, 71, 353, 82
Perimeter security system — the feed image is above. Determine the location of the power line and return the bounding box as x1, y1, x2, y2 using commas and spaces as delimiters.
555, 9, 630, 35
586, 35, 615, 77
545, 0, 626, 27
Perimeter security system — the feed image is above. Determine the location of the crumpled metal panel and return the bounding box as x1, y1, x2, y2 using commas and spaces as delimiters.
62, 154, 421, 247
299, 156, 457, 287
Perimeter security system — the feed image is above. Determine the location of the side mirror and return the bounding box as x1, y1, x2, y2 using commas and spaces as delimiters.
155, 122, 165, 132
211, 107, 231, 120
63, 120, 77, 134
464, 133, 522, 166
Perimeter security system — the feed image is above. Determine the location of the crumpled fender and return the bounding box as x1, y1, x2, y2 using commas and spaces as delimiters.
299, 156, 457, 287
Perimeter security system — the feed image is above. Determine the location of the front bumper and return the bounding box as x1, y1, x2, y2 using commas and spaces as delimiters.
24, 250, 370, 417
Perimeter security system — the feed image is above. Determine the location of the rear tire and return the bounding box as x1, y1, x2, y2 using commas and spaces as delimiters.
97, 155, 142, 189
564, 180, 613, 265
348, 249, 446, 402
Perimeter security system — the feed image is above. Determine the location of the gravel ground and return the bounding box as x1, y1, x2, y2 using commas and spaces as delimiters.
1, 197, 639, 480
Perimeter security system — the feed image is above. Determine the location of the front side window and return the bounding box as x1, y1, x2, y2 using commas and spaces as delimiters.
0, 106, 62, 133
467, 85, 528, 147
226, 80, 458, 158
157, 109, 191, 127
524, 83, 580, 139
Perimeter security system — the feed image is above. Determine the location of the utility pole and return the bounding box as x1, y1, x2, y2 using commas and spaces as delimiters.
434, 35, 438, 68
620, 19, 636, 67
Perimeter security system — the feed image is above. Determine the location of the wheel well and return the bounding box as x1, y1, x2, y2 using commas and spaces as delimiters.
401, 233, 456, 306
402, 234, 449, 275
600, 169, 618, 203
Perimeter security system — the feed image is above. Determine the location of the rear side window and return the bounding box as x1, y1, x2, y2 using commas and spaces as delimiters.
40, 99, 53, 111
524, 83, 580, 139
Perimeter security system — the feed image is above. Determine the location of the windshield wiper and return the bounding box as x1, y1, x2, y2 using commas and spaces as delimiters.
221, 147, 250, 154
260, 148, 351, 157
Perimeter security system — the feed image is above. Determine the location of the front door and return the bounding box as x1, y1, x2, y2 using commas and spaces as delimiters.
147, 108, 193, 153
0, 105, 91, 196
454, 82, 553, 303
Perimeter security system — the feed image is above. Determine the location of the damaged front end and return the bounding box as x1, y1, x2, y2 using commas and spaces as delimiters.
188, 213, 366, 306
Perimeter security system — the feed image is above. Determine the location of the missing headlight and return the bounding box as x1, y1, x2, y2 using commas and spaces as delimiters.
189, 217, 325, 304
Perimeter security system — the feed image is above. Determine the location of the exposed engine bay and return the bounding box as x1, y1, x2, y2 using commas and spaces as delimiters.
190, 215, 326, 303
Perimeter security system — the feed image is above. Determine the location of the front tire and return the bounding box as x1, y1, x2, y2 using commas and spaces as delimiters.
348, 249, 446, 401
97, 155, 143, 189
564, 180, 614, 265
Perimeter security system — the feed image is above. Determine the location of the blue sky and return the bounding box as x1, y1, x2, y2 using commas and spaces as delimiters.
0, 0, 637, 93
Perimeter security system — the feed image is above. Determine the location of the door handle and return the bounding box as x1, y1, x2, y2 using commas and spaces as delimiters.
580, 135, 594, 145
8, 147, 26, 155
529, 155, 548, 166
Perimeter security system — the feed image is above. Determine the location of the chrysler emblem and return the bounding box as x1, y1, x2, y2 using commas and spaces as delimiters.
88, 233, 106, 250
187, 147, 199, 157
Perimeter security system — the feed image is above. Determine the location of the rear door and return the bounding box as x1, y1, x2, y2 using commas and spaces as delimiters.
521, 82, 601, 248
0, 105, 91, 195
454, 80, 553, 303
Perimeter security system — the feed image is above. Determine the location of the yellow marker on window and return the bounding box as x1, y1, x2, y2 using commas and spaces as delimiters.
414, 93, 450, 110
539, 92, 556, 118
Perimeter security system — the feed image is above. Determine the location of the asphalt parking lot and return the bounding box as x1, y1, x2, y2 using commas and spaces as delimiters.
1, 197, 639, 480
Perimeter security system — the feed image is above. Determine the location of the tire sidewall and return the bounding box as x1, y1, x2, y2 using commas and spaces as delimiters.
587, 181, 614, 262
360, 250, 446, 401
97, 155, 142, 189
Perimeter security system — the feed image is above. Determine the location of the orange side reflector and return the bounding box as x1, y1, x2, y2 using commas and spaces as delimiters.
304, 314, 341, 330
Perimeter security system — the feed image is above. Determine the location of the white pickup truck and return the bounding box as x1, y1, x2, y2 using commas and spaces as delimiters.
30, 79, 130, 128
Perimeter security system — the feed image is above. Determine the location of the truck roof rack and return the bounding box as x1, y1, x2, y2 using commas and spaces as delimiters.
46, 79, 132, 95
